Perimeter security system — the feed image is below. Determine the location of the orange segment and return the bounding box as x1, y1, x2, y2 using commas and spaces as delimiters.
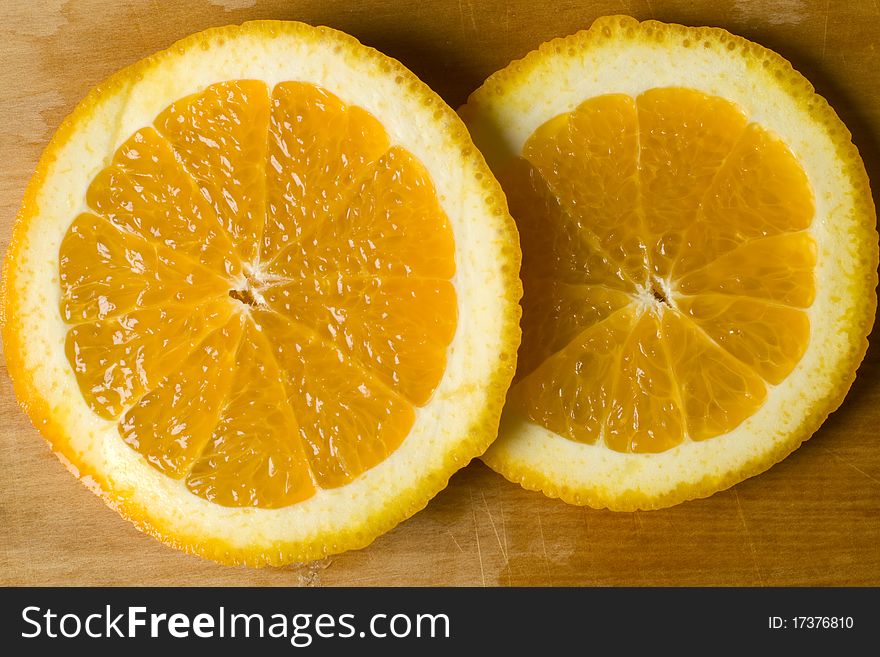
523, 94, 647, 284
86, 127, 240, 277
254, 310, 415, 489
59, 213, 229, 323
263, 276, 457, 405
119, 316, 244, 477
637, 88, 748, 277
675, 123, 815, 276
155, 80, 270, 263
501, 156, 636, 380
510, 306, 638, 444
64, 299, 234, 419
185, 319, 315, 508
502, 158, 634, 291
661, 311, 767, 442
676, 233, 817, 307
335, 147, 456, 278
268, 146, 455, 280
518, 278, 632, 380
262, 82, 389, 264
605, 312, 684, 453
676, 295, 811, 385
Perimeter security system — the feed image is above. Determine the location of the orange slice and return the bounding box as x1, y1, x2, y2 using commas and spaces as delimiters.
1, 22, 521, 564
461, 16, 876, 509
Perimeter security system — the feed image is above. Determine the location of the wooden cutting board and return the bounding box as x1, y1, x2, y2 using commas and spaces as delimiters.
2, 0, 879, 586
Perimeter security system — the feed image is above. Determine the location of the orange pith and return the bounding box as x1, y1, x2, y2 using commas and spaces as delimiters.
510, 87, 815, 454
59, 80, 457, 508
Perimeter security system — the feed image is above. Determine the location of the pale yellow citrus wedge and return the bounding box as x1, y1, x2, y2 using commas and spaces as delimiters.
1, 21, 521, 564
460, 15, 877, 510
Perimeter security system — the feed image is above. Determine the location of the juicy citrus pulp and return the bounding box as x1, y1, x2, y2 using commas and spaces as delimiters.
510, 88, 813, 454
62, 79, 456, 508
2, 22, 521, 564
461, 16, 877, 509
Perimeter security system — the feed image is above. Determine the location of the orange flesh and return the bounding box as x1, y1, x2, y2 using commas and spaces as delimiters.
60, 81, 457, 507
511, 89, 814, 453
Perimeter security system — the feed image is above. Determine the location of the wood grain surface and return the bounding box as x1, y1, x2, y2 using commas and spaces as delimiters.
2, 0, 879, 586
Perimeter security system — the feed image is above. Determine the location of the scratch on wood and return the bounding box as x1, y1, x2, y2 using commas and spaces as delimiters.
733, 489, 765, 585
447, 531, 464, 553
499, 497, 509, 561
340, 573, 380, 585
817, 445, 880, 486
645, 0, 655, 17
821, 1, 830, 59
480, 490, 508, 562
470, 489, 486, 587
536, 508, 551, 578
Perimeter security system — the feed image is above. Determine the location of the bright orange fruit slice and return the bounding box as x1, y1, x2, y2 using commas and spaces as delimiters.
461, 16, 877, 509
2, 22, 521, 564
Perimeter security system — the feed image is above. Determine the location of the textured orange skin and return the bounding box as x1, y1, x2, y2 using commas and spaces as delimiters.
1, 21, 523, 565
462, 15, 877, 511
